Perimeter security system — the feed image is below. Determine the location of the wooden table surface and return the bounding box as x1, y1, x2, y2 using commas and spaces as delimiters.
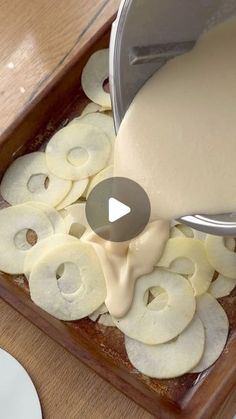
0, 0, 119, 135
0, 1, 235, 418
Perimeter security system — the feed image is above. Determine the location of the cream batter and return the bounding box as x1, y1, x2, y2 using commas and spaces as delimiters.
115, 17, 236, 220
85, 18, 236, 318
83, 221, 169, 317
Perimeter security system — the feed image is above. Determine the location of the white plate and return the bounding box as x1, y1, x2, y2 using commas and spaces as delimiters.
0, 349, 42, 419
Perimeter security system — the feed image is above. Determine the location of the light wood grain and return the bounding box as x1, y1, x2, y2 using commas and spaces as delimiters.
0, 298, 153, 419
215, 389, 236, 419
0, 0, 119, 135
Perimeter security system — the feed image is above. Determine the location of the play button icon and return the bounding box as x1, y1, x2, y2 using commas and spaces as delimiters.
86, 177, 151, 242
108, 198, 131, 223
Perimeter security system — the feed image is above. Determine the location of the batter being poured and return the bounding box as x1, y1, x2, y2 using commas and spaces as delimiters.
85, 17, 236, 318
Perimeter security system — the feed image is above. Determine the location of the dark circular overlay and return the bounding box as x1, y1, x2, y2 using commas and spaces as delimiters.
86, 177, 151, 242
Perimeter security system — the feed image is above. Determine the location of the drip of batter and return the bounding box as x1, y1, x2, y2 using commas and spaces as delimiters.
83, 221, 169, 317
85, 17, 236, 317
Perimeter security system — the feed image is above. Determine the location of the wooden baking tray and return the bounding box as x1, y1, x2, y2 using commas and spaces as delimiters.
0, 16, 235, 419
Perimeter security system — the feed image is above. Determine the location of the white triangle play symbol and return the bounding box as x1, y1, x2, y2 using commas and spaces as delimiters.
108, 197, 131, 223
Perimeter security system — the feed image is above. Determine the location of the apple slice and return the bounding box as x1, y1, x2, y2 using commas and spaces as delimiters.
158, 238, 214, 295
24, 233, 78, 278
89, 303, 108, 321
177, 224, 206, 241
0, 152, 71, 207
0, 204, 54, 274
70, 112, 115, 165
170, 226, 185, 238
209, 274, 236, 298
86, 165, 113, 198
61, 202, 88, 238
81, 102, 102, 116
29, 242, 106, 321
46, 123, 111, 180
192, 294, 229, 372
205, 235, 236, 278
27, 202, 66, 234
81, 49, 111, 108
56, 178, 88, 210
113, 269, 196, 345
125, 315, 204, 379
98, 314, 115, 327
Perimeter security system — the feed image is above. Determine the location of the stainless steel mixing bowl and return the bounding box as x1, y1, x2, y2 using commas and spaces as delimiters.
110, 0, 236, 236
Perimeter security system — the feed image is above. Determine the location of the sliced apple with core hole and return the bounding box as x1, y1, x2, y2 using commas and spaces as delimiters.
113, 269, 196, 345
0, 152, 71, 207
158, 238, 214, 295
29, 241, 106, 321
46, 123, 111, 181
24, 234, 78, 279
70, 112, 115, 165
81, 49, 111, 108
0, 204, 54, 274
